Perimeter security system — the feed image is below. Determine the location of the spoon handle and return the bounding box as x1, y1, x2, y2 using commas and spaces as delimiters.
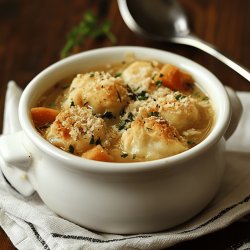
172, 34, 250, 82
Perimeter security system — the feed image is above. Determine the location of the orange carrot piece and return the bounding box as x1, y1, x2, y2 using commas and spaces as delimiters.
31, 107, 59, 127
159, 64, 194, 91
82, 145, 112, 162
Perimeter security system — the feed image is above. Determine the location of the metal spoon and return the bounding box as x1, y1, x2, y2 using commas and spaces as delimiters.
117, 0, 250, 82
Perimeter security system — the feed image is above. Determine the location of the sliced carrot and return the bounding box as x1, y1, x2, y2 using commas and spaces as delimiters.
31, 107, 59, 127
82, 145, 112, 162
159, 64, 194, 91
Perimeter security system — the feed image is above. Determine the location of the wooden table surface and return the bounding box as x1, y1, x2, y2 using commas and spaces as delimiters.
0, 0, 250, 249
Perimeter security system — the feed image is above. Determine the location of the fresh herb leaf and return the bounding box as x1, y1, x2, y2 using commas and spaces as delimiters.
70, 101, 75, 107
127, 112, 134, 121
127, 86, 137, 100
121, 152, 128, 158
95, 137, 101, 145
117, 120, 127, 131
148, 111, 159, 117
120, 108, 125, 117
114, 72, 122, 78
60, 11, 116, 58
68, 144, 75, 154
155, 80, 162, 87
136, 91, 148, 100
187, 140, 196, 146
62, 84, 70, 89
89, 134, 95, 144
48, 102, 56, 108
102, 111, 115, 119
175, 94, 186, 100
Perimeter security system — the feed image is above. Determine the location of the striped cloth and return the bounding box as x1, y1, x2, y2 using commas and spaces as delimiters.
0, 81, 250, 250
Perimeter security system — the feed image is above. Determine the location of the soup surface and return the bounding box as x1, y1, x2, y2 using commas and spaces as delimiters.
31, 57, 214, 162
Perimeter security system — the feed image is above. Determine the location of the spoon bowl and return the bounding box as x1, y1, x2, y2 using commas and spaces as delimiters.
118, 0, 250, 82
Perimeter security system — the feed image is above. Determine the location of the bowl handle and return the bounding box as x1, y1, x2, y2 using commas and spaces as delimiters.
0, 131, 35, 196
224, 86, 243, 140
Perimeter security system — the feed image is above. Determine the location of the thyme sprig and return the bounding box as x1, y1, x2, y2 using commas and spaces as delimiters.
60, 11, 116, 58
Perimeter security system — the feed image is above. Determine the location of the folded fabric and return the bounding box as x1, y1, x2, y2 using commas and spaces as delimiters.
0, 81, 250, 250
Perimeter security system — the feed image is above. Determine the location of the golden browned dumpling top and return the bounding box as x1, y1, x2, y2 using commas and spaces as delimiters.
63, 72, 129, 116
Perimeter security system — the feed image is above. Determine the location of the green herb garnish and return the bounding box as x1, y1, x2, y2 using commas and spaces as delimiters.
95, 137, 101, 145
155, 80, 162, 87
136, 91, 148, 100
117, 120, 127, 131
175, 94, 186, 100
121, 152, 128, 158
126, 85, 137, 100
127, 112, 134, 121
62, 84, 70, 89
89, 135, 95, 144
187, 140, 196, 146
148, 111, 159, 117
48, 102, 56, 108
114, 72, 122, 78
102, 111, 115, 119
70, 101, 75, 107
60, 11, 116, 58
68, 144, 75, 154
202, 96, 209, 101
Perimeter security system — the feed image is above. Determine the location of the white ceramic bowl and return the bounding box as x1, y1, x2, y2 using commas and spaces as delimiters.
0, 46, 242, 234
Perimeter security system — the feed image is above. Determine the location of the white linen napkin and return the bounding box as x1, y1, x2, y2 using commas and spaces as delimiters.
0, 81, 250, 250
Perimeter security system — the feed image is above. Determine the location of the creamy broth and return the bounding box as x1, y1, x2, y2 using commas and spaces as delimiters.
32, 58, 214, 163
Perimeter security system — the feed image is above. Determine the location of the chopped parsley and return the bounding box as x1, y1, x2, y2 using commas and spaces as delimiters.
155, 80, 162, 87
117, 120, 127, 131
121, 152, 128, 158
175, 94, 186, 100
117, 112, 134, 131
127, 112, 134, 121
114, 72, 122, 78
187, 140, 196, 146
89, 72, 95, 77
120, 108, 125, 117
136, 91, 148, 100
70, 101, 75, 107
89, 135, 101, 145
148, 111, 159, 117
102, 111, 115, 119
89, 135, 95, 144
95, 137, 101, 145
62, 84, 70, 89
48, 102, 56, 108
68, 144, 75, 154
202, 96, 209, 101
126, 85, 137, 100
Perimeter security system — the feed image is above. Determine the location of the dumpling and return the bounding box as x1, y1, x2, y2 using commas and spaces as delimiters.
63, 72, 129, 116
45, 106, 106, 155
122, 61, 159, 92
121, 115, 188, 161
157, 93, 201, 132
